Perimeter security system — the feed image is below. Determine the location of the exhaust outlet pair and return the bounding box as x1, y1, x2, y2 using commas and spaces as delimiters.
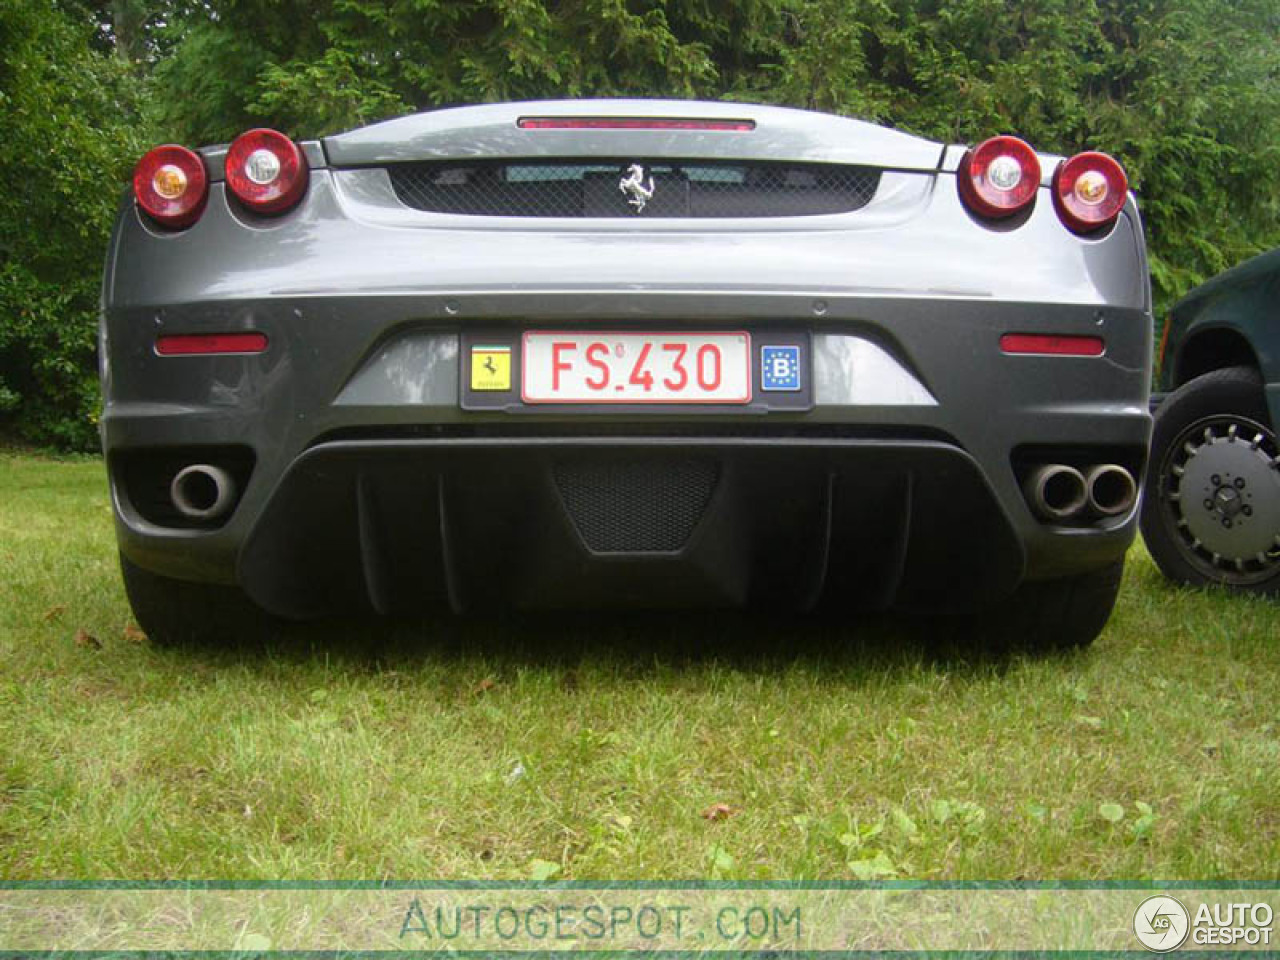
1024, 463, 1137, 523
170, 464, 237, 521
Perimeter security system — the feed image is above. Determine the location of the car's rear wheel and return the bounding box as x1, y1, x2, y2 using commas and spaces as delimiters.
954, 560, 1125, 653
1140, 366, 1280, 594
120, 553, 277, 646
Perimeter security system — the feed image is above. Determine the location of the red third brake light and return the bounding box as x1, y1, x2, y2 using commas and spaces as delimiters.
225, 128, 308, 214
958, 135, 1041, 219
518, 117, 755, 131
133, 145, 208, 229
1052, 151, 1128, 234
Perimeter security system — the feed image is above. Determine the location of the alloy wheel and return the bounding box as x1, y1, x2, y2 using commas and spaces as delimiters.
1159, 414, 1280, 585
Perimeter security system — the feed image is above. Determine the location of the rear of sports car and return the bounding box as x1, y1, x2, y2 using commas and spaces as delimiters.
101, 100, 1153, 647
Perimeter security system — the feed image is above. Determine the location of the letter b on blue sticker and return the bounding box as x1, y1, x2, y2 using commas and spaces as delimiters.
761, 345, 801, 392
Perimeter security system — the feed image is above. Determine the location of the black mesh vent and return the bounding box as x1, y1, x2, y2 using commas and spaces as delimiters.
387, 160, 880, 218
554, 459, 719, 553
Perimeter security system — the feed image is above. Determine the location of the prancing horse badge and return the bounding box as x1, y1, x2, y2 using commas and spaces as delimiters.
619, 163, 655, 212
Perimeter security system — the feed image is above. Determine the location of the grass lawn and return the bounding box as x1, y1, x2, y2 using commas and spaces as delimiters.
0, 450, 1276, 881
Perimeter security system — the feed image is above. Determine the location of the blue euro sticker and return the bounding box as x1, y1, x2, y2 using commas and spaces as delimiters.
761, 345, 801, 392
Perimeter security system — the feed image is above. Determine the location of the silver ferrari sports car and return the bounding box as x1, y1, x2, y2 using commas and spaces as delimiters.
102, 99, 1152, 647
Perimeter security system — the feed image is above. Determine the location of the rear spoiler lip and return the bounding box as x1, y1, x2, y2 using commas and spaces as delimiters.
320, 99, 948, 172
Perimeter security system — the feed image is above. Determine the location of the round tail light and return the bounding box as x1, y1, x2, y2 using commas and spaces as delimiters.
225, 128, 308, 214
1052, 151, 1128, 234
133, 145, 208, 229
957, 135, 1042, 219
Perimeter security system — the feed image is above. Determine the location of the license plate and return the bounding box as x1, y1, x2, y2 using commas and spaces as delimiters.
522, 331, 752, 404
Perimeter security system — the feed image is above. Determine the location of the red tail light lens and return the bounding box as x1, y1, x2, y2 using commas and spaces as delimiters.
133, 145, 208, 229
1052, 151, 1127, 234
958, 136, 1041, 219
225, 129, 308, 214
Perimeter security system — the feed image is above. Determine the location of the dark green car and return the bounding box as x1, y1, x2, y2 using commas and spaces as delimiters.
1143, 247, 1280, 594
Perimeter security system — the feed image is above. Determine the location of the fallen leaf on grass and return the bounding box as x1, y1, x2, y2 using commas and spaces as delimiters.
74, 628, 101, 650
122, 623, 146, 643
43, 604, 67, 622
702, 802, 737, 822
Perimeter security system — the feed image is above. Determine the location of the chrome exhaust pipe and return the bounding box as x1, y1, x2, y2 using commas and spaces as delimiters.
1085, 463, 1138, 517
1023, 464, 1088, 522
170, 464, 236, 521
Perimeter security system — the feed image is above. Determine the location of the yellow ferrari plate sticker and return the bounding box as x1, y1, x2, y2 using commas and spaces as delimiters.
470, 345, 512, 391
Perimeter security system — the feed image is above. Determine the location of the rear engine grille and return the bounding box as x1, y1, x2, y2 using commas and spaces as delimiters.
554, 459, 719, 553
387, 160, 880, 218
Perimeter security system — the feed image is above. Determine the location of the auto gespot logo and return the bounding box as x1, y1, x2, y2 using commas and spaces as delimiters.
1134, 895, 1275, 951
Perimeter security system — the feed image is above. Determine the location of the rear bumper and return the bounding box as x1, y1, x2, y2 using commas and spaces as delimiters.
103, 291, 1151, 617
117, 435, 1135, 618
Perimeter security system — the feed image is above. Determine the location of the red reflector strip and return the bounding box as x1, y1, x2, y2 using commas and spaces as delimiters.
517, 117, 755, 131
1157, 317, 1173, 371
1000, 334, 1104, 357
155, 333, 269, 356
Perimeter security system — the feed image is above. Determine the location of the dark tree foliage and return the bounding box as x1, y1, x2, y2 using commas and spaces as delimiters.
756, 0, 1280, 301
3, 0, 1279, 447
0, 0, 150, 448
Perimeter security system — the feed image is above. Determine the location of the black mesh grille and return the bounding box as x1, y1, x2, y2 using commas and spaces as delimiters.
554, 459, 719, 553
387, 160, 880, 218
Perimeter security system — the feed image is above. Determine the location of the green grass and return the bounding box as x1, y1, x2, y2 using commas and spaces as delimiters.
1, 450, 1276, 881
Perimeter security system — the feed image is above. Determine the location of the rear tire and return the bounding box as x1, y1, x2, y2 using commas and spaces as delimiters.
958, 561, 1124, 653
120, 553, 277, 646
1140, 366, 1280, 595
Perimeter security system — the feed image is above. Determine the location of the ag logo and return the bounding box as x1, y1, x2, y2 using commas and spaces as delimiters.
1134, 895, 1190, 952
